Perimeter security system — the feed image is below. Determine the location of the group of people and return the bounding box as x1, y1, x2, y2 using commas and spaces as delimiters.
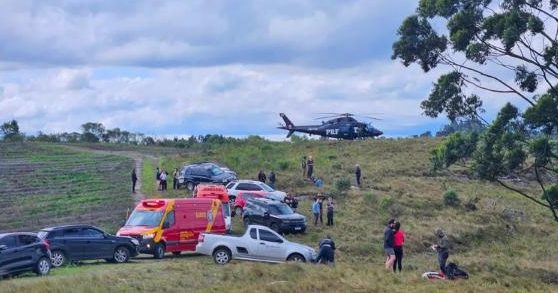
383, 219, 451, 275
383, 219, 406, 273
284, 193, 299, 210
311, 195, 335, 226
154, 167, 180, 191
257, 170, 276, 188
301, 155, 314, 179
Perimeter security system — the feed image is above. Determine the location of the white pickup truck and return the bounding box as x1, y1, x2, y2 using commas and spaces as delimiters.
195, 225, 316, 265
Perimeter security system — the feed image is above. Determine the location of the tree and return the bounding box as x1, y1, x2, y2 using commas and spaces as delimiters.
80, 122, 106, 143
1, 120, 23, 141
393, 0, 558, 222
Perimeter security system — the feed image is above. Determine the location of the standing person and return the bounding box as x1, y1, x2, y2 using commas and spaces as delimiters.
160, 170, 167, 191
306, 156, 314, 178
316, 235, 336, 265
384, 219, 396, 269
312, 198, 320, 226
432, 228, 450, 276
155, 167, 161, 191
318, 196, 324, 225
284, 192, 294, 208
131, 168, 138, 193
257, 170, 267, 183
326, 197, 335, 226
393, 221, 405, 273
355, 164, 362, 188
172, 168, 179, 190
268, 170, 276, 189
301, 156, 307, 178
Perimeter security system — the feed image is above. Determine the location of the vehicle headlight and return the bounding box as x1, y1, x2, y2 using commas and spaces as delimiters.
131, 239, 140, 246
143, 233, 155, 239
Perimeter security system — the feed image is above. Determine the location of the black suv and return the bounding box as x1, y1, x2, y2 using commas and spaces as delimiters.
178, 163, 237, 191
242, 198, 307, 234
0, 232, 51, 277
38, 225, 139, 267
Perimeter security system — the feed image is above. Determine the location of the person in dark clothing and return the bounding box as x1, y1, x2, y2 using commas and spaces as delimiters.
393, 221, 405, 273
172, 168, 179, 190
355, 164, 362, 187
131, 168, 138, 193
384, 219, 396, 269
301, 156, 307, 178
316, 235, 336, 265
318, 196, 324, 225
268, 171, 276, 189
257, 170, 266, 183
326, 197, 335, 226
432, 228, 450, 276
306, 156, 314, 178
156, 167, 161, 191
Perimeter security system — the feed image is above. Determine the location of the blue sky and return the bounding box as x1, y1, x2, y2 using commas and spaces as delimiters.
0, 0, 522, 138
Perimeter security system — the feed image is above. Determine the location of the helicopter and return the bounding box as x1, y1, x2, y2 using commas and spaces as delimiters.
278, 112, 383, 140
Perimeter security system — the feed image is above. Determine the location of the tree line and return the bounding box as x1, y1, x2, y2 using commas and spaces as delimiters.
0, 120, 243, 147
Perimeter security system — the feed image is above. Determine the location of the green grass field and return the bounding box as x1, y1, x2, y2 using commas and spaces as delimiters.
1, 138, 557, 292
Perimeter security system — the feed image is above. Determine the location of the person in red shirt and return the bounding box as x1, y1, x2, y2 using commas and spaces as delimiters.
393, 221, 405, 272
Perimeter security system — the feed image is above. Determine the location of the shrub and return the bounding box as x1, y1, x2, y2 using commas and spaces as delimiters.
334, 177, 351, 192
277, 160, 290, 171
379, 196, 394, 211
443, 190, 461, 207
364, 192, 377, 204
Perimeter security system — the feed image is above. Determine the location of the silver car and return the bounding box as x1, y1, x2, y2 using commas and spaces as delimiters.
196, 225, 316, 264
226, 180, 286, 202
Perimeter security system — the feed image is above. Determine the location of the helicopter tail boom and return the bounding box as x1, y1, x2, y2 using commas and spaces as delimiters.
279, 113, 294, 129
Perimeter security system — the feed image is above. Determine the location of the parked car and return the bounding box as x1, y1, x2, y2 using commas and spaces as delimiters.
232, 191, 268, 217
0, 232, 51, 277
178, 163, 237, 191
226, 180, 286, 202
38, 225, 139, 267
196, 225, 316, 265
193, 161, 237, 177
117, 198, 227, 259
242, 198, 307, 234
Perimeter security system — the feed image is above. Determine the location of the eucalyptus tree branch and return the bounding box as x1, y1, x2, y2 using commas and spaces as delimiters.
440, 55, 536, 106
534, 164, 558, 222
496, 179, 551, 208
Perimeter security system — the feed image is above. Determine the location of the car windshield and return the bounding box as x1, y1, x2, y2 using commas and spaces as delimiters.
259, 183, 274, 192
125, 210, 163, 227
268, 204, 293, 215
222, 203, 231, 217
210, 166, 224, 176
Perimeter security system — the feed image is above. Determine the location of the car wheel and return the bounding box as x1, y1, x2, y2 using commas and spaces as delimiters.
186, 182, 195, 191
34, 257, 51, 276
287, 253, 306, 263
234, 207, 243, 217
113, 246, 130, 263
153, 243, 165, 259
172, 251, 181, 256
50, 250, 66, 267
243, 217, 251, 227
213, 247, 231, 265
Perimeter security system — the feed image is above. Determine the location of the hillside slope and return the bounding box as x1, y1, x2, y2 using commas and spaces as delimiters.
1, 138, 557, 292
0, 143, 134, 231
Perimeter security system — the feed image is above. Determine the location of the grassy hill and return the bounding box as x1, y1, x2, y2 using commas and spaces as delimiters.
1, 138, 557, 292
0, 143, 134, 232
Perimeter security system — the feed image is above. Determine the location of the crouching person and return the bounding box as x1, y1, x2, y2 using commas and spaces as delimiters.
315, 235, 336, 265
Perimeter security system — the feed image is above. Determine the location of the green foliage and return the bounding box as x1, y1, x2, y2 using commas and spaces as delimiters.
443, 190, 461, 207
545, 184, 558, 208
421, 71, 484, 122
436, 118, 485, 136
379, 196, 394, 211
364, 192, 377, 204
333, 177, 351, 193
277, 160, 290, 171
1, 120, 23, 142
523, 92, 558, 134
431, 131, 479, 170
